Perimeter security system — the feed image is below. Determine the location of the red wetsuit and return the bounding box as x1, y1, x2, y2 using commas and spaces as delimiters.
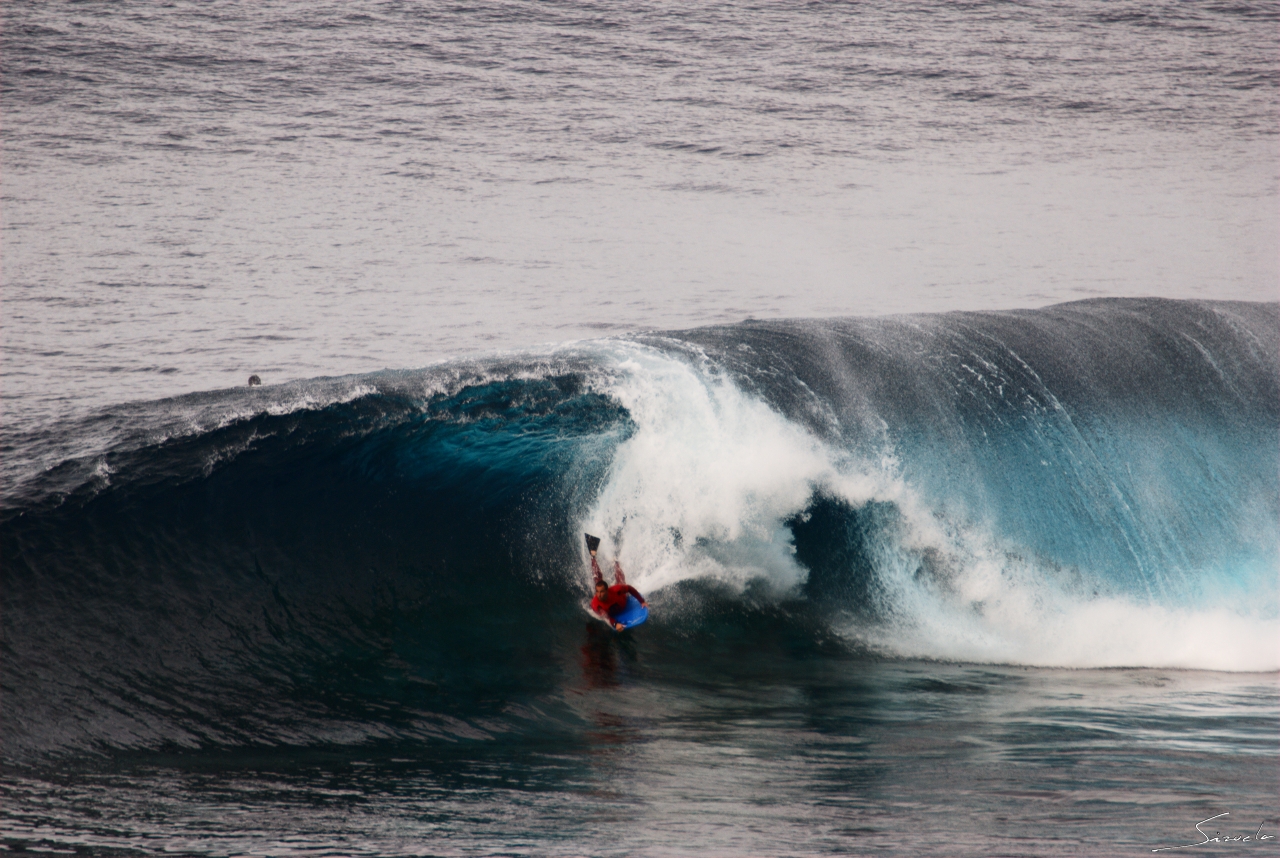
589, 555, 644, 625
592, 583, 644, 624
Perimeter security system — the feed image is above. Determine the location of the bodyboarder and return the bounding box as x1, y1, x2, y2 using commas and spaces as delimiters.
586, 535, 647, 631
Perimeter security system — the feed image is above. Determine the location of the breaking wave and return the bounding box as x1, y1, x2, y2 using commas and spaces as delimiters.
3, 298, 1276, 761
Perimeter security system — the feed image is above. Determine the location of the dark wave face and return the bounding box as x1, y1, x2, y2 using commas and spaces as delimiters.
2, 298, 1277, 762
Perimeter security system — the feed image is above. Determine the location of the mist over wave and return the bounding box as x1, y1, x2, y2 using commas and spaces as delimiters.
2, 298, 1276, 762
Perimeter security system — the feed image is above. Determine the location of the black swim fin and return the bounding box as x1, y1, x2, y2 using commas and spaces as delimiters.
584, 533, 601, 553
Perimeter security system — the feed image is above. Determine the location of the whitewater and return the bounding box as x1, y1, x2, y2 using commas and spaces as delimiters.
3, 0, 1278, 855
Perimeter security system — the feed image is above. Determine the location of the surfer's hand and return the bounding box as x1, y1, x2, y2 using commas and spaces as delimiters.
614, 622, 625, 631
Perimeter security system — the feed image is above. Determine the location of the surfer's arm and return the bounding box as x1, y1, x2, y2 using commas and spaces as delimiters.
592, 604, 625, 631
622, 584, 647, 606
591, 598, 627, 630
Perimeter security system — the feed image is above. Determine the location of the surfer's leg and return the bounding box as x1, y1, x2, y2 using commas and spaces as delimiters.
613, 560, 625, 586
590, 556, 604, 586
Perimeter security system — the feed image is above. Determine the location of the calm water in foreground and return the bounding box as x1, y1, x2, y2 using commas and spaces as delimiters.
4, 659, 1278, 857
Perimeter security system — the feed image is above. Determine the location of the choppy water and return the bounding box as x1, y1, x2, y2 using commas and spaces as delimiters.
3, 664, 1276, 857
3, 0, 1277, 430
3, 2, 1278, 856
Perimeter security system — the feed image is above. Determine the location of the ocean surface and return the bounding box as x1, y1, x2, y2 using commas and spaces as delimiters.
3, 1, 1278, 856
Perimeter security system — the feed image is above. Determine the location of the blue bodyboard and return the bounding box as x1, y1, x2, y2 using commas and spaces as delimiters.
612, 595, 649, 630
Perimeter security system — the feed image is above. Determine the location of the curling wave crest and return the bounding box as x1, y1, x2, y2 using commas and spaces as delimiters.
2, 298, 1276, 761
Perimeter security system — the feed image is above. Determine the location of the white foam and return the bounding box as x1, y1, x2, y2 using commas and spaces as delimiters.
583, 342, 889, 594
863, 551, 1280, 672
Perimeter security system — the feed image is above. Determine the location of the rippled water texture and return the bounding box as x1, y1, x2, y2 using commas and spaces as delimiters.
3, 0, 1277, 430
2, 663, 1277, 857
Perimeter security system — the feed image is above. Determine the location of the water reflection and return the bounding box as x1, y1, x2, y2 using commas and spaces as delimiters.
579, 622, 641, 690
580, 622, 620, 689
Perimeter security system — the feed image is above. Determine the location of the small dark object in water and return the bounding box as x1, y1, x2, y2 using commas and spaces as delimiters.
248, 375, 261, 387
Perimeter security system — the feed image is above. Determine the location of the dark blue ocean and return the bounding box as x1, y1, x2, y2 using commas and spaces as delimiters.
3, 1, 1278, 856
